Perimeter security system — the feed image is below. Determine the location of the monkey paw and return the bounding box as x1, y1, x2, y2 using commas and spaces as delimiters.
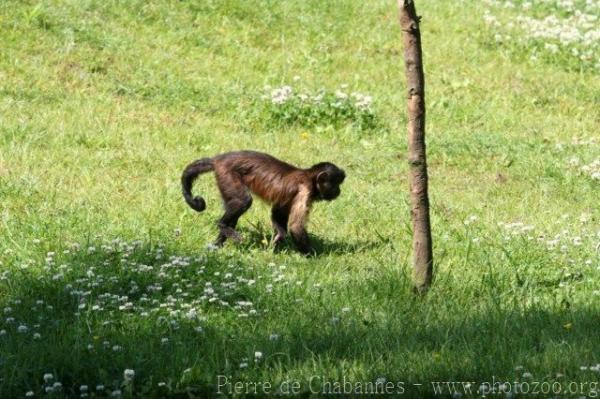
271, 234, 286, 246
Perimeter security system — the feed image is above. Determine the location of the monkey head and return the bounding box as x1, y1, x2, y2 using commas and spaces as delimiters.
312, 162, 346, 201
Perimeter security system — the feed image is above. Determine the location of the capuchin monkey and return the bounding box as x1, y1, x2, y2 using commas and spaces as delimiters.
181, 151, 345, 255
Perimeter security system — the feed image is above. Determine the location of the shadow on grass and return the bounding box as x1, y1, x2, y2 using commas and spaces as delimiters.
237, 225, 391, 256
310, 234, 392, 256
1, 240, 598, 398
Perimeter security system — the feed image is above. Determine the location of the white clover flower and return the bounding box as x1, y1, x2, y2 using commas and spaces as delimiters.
484, 12, 500, 26
544, 43, 559, 53
17, 325, 28, 333
254, 351, 263, 360
239, 362, 248, 369
269, 333, 279, 341
334, 90, 348, 99
123, 369, 135, 381
270, 85, 293, 105
96, 385, 105, 391
464, 215, 478, 225
355, 95, 373, 111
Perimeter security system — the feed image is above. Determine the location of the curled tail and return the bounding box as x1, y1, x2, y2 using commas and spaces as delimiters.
181, 158, 214, 212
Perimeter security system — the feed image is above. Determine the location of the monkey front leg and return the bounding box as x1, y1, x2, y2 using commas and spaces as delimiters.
288, 191, 314, 255
289, 225, 313, 255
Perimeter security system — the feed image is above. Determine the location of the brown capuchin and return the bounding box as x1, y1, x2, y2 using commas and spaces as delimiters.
181, 151, 345, 255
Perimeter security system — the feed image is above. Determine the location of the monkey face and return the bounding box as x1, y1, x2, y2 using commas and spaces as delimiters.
315, 166, 345, 201
322, 186, 340, 200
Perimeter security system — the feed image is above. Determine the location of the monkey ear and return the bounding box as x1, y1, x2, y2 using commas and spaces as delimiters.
316, 171, 329, 184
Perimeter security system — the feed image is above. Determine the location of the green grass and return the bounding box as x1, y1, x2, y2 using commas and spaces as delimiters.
1, 0, 599, 397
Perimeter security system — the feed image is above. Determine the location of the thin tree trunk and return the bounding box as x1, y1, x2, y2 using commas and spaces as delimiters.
398, 0, 433, 293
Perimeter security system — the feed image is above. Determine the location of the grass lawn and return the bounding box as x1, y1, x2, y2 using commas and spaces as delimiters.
1, 0, 599, 397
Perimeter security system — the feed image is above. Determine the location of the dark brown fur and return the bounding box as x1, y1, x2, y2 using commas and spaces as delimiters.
182, 151, 345, 254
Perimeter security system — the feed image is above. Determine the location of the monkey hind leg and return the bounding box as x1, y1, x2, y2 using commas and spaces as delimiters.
271, 205, 289, 246
214, 175, 253, 246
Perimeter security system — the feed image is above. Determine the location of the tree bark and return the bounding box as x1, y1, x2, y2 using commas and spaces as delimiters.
398, 0, 433, 293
